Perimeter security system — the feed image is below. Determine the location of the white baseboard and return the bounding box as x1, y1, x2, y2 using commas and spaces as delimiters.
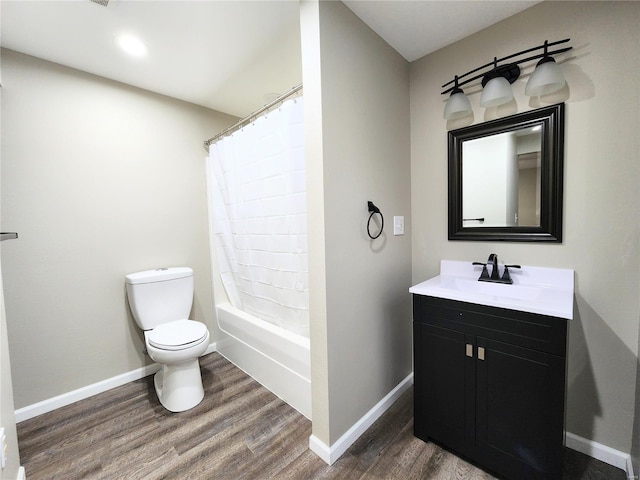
627, 457, 636, 480
306, 387, 635, 476
17, 466, 26, 480
309, 372, 414, 465
566, 431, 635, 479
15, 342, 217, 423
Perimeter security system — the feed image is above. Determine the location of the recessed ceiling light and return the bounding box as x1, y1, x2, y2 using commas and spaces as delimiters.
116, 34, 147, 57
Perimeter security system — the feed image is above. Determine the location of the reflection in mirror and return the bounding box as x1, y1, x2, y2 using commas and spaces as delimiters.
449, 103, 564, 242
462, 127, 541, 228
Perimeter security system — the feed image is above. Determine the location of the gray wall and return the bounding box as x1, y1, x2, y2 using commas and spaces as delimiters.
1, 48, 22, 480
410, 1, 639, 454
301, 1, 412, 445
1, 49, 237, 408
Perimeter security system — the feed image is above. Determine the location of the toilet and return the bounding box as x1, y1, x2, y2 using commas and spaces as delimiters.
125, 267, 210, 412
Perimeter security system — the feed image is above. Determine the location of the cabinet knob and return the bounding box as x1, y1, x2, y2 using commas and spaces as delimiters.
478, 347, 485, 361
466, 344, 473, 357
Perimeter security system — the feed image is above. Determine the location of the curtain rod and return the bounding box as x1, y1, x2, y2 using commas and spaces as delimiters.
204, 83, 303, 150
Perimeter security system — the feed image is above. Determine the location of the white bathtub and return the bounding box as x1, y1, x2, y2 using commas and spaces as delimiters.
215, 303, 311, 419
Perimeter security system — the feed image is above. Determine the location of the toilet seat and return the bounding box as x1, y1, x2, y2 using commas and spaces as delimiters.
148, 319, 208, 351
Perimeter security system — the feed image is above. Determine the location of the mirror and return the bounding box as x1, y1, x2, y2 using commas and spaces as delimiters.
448, 103, 565, 242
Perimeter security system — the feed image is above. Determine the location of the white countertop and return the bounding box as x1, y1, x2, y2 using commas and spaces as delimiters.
410, 260, 574, 320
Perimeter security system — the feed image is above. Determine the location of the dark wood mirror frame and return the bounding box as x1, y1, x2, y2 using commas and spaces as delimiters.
448, 103, 565, 242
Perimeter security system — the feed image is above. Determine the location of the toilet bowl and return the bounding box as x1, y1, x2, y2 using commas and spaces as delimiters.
125, 268, 211, 412
145, 319, 210, 412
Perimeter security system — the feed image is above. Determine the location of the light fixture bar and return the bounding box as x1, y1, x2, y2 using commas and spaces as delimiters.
441, 38, 570, 89
441, 39, 571, 95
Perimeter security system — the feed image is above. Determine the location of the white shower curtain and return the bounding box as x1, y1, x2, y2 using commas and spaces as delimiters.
207, 97, 309, 337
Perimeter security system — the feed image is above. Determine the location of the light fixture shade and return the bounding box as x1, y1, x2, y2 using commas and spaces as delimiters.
525, 58, 566, 96
443, 91, 472, 120
480, 76, 513, 108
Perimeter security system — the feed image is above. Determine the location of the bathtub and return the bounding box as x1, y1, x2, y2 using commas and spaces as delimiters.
215, 303, 311, 419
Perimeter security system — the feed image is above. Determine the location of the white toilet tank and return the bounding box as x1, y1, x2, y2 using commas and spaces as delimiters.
125, 267, 194, 330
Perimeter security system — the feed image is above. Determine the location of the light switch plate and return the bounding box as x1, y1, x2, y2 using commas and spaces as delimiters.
393, 216, 404, 235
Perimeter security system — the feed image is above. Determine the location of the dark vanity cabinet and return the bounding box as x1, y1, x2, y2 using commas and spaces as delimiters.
413, 294, 568, 480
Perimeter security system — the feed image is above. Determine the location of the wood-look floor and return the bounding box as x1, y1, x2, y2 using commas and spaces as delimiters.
18, 352, 626, 480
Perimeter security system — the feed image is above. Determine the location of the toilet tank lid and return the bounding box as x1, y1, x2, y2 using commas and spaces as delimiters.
125, 267, 193, 285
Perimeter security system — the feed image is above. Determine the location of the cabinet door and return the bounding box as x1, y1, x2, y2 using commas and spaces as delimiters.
476, 337, 565, 479
414, 322, 475, 452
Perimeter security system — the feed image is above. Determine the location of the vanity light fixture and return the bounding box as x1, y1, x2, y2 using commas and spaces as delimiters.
443, 76, 473, 120
479, 58, 516, 108
525, 41, 567, 96
442, 39, 571, 120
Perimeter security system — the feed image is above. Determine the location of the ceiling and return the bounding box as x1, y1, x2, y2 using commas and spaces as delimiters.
1, 0, 539, 118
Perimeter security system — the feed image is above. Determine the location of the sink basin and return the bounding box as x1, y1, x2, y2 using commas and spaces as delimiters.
410, 260, 574, 319
439, 277, 543, 301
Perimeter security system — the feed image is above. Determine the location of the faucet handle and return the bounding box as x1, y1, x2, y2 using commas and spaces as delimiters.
501, 264, 521, 284
472, 262, 490, 279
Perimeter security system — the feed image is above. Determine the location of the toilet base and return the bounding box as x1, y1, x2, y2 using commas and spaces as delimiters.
154, 359, 205, 412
